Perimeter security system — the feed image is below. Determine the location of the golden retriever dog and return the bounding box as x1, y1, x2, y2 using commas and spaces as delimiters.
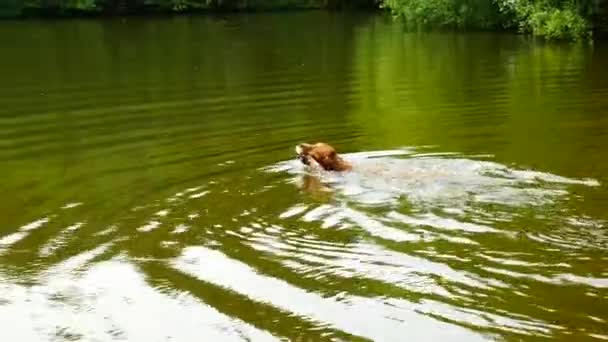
290, 142, 599, 207
295, 142, 352, 172
294, 142, 353, 197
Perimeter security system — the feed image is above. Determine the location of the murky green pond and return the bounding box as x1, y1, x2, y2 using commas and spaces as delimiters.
1, 12, 608, 341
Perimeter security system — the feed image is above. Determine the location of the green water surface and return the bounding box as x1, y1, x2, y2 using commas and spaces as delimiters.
1, 12, 607, 342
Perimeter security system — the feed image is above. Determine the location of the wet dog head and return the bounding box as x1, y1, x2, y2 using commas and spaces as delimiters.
295, 142, 352, 172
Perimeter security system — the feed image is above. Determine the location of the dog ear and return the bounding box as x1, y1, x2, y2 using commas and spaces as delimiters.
321, 152, 337, 170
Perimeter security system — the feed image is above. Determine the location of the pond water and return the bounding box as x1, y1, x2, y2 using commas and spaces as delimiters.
1, 12, 608, 341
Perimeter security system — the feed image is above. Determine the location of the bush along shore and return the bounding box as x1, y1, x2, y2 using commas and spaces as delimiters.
3, 0, 378, 17
2, 0, 607, 41
382, 0, 607, 41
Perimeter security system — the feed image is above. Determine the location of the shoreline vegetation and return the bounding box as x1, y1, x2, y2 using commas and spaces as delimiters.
1, 0, 606, 41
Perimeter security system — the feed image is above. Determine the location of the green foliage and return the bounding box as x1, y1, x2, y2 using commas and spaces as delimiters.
530, 5, 590, 40
15, 0, 376, 14
382, 0, 596, 40
69, 0, 99, 10
140, 0, 210, 11
8, 0, 605, 41
495, 0, 591, 40
0, 0, 21, 17
381, 0, 503, 29
21, 0, 101, 12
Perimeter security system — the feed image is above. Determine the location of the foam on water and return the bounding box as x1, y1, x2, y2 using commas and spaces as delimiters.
268, 147, 599, 210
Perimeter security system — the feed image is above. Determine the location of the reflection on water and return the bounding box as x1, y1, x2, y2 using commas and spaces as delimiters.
1, 12, 608, 342
173, 246, 487, 341
1, 250, 277, 342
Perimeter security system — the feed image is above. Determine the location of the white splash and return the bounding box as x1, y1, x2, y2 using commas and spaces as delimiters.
268, 148, 599, 210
